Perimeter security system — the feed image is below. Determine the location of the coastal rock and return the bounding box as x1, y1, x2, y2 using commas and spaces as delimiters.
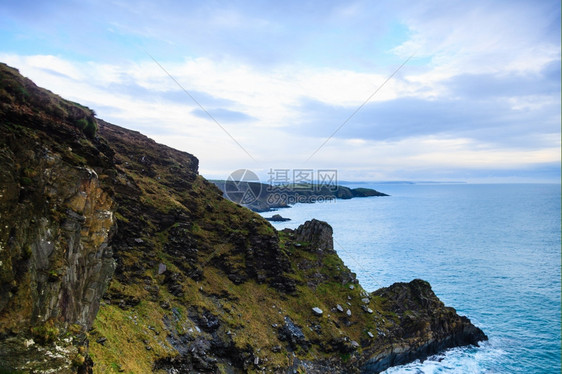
294, 219, 334, 252
265, 214, 291, 222
361, 279, 488, 373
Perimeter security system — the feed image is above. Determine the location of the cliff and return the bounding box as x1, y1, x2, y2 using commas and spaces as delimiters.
0, 63, 486, 373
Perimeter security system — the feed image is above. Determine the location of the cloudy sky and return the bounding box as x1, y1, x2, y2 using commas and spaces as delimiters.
1, 0, 560, 182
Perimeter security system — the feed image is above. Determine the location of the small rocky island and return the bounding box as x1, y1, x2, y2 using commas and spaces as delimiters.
0, 63, 486, 373
265, 214, 291, 222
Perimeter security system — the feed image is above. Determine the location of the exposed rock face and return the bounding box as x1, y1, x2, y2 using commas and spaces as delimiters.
0, 63, 116, 372
294, 218, 334, 252
362, 279, 488, 373
0, 63, 486, 374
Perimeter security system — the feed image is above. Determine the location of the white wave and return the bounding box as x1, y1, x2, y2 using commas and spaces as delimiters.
382, 341, 506, 374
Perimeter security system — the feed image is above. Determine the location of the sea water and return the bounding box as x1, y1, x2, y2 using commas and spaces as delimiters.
261, 184, 561, 373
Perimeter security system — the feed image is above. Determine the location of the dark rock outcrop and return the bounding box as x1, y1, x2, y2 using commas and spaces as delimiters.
278, 316, 308, 351
351, 187, 389, 198
361, 279, 488, 373
294, 218, 334, 252
265, 213, 291, 222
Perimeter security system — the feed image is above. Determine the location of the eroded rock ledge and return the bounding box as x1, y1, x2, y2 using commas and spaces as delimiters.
280, 220, 487, 373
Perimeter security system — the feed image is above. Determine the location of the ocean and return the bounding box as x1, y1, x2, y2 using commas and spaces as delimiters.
260, 183, 561, 373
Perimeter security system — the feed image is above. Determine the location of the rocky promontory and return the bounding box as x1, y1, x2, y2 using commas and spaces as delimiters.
0, 63, 486, 373
212, 180, 389, 212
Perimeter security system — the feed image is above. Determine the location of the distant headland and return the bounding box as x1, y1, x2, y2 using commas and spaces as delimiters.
211, 180, 389, 212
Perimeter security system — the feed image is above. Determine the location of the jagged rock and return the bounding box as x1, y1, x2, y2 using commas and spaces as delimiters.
336, 304, 344, 313
294, 219, 333, 252
362, 279, 488, 373
278, 316, 308, 350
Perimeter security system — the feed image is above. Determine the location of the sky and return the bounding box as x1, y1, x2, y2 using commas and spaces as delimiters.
0, 0, 560, 183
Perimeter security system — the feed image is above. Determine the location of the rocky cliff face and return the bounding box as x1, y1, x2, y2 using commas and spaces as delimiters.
0, 63, 486, 373
0, 63, 116, 372
362, 279, 488, 373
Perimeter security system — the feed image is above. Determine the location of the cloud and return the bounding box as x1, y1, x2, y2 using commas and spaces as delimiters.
191, 108, 256, 123
295, 90, 560, 149
2, 51, 559, 181
0, 0, 560, 182
443, 62, 561, 99
393, 0, 560, 69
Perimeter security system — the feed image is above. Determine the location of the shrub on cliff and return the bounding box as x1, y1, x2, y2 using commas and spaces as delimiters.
76, 117, 98, 138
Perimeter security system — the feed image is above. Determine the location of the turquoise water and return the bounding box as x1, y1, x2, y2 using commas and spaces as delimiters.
261, 184, 561, 373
